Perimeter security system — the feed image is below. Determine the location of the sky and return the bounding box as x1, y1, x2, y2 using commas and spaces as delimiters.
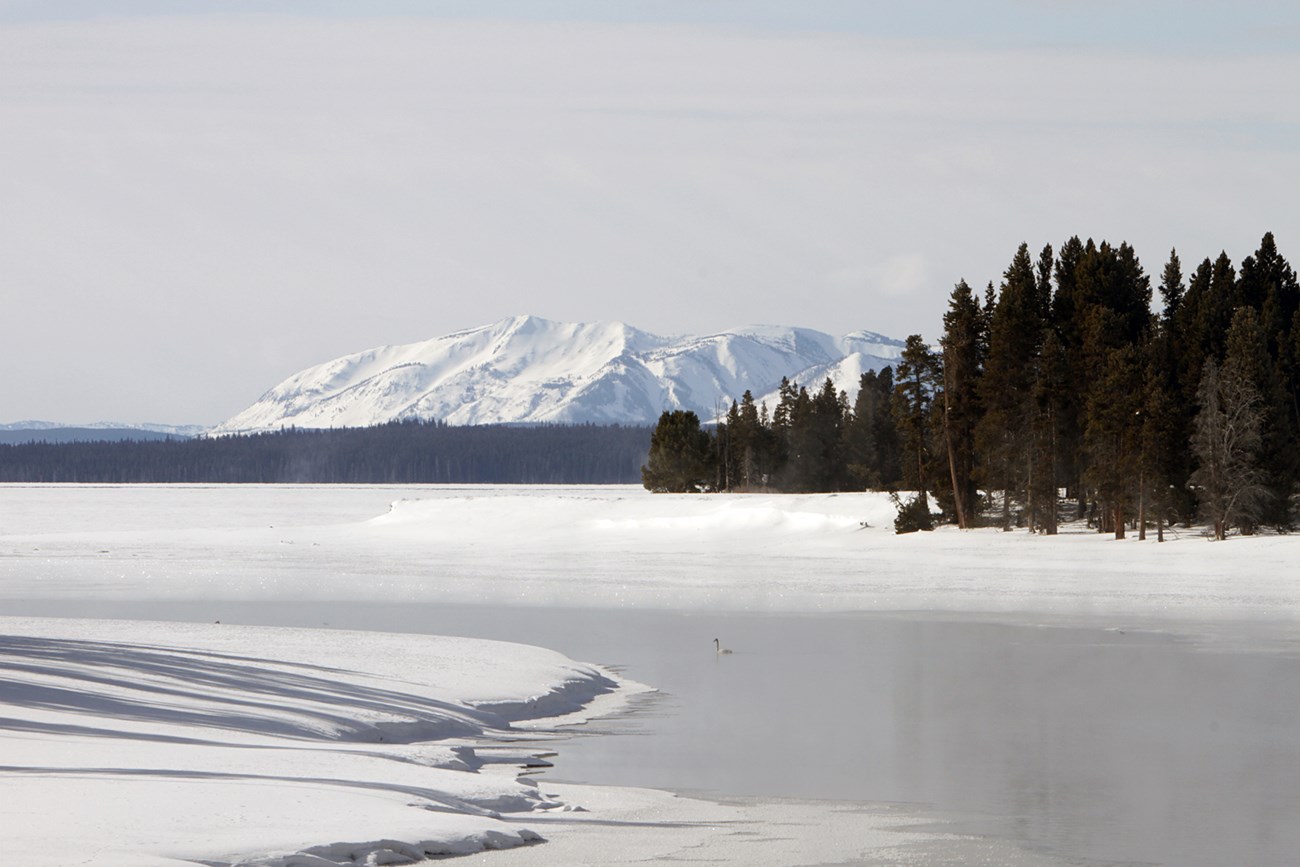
1, 1, 1297, 425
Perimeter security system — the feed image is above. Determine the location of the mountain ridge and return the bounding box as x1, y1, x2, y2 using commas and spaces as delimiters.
209, 315, 906, 435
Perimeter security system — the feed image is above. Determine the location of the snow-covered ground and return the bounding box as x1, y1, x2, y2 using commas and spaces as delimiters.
0, 616, 641, 866
2, 484, 1298, 865
3, 484, 1296, 621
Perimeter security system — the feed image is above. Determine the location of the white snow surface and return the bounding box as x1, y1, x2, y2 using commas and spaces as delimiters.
207, 315, 905, 433
3, 483, 1299, 866
4, 483, 1296, 621
0, 615, 637, 866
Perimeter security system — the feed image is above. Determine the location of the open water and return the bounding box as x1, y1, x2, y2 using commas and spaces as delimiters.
10, 597, 1300, 866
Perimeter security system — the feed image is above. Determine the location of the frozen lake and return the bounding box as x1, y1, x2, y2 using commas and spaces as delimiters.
10, 596, 1300, 866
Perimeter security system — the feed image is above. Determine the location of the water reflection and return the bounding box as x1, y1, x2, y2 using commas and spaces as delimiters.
9, 599, 1299, 866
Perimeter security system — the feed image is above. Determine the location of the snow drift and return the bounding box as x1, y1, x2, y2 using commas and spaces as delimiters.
0, 617, 639, 867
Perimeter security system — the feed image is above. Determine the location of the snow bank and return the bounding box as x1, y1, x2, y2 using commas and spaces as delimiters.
2, 484, 1298, 621
0, 616, 642, 867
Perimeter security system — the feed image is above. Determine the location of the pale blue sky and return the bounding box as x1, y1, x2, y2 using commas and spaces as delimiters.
3, 0, 1297, 51
1, 1, 1297, 424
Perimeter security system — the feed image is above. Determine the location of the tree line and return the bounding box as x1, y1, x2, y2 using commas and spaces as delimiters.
0, 420, 651, 484
643, 232, 1299, 539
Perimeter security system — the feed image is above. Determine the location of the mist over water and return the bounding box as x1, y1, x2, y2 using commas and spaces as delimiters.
14, 598, 1299, 866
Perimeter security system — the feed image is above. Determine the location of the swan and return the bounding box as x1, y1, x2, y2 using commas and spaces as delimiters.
714, 638, 732, 655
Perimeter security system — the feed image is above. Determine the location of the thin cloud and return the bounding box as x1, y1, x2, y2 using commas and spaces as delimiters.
0, 15, 1295, 422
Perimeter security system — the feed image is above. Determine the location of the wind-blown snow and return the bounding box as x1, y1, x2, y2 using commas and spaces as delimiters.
208, 316, 905, 434
0, 616, 637, 867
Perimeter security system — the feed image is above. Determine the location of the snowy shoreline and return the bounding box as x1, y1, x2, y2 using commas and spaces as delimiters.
0, 615, 649, 866
0, 613, 990, 867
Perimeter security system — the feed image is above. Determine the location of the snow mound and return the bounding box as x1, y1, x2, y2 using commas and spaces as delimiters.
0, 617, 640, 867
371, 490, 894, 540
229, 830, 544, 866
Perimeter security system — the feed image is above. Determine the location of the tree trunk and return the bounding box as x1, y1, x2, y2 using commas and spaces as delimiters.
1137, 469, 1147, 541
944, 417, 967, 529
942, 358, 968, 530
1026, 451, 1035, 533
1044, 408, 1058, 535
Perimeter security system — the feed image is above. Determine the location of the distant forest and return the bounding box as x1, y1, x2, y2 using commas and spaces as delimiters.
0, 421, 651, 484
643, 232, 1299, 540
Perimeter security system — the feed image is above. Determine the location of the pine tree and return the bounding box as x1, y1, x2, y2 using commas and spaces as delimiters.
1158, 248, 1185, 326
641, 410, 714, 493
1083, 343, 1145, 538
1243, 233, 1300, 524
1029, 328, 1069, 534
939, 279, 984, 527
871, 367, 903, 488
1153, 248, 1195, 523
731, 390, 765, 489
1177, 257, 1217, 418
892, 335, 941, 496
1205, 252, 1238, 360
1143, 320, 1191, 535
1051, 236, 1088, 515
783, 385, 817, 490
793, 378, 848, 492
976, 243, 1045, 528
1223, 306, 1294, 528
845, 372, 882, 488
1035, 244, 1055, 321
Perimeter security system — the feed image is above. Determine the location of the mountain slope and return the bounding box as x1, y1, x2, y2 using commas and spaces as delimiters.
0, 421, 204, 443
209, 315, 905, 434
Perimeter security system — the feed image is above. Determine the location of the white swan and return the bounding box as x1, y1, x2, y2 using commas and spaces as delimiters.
714, 638, 732, 655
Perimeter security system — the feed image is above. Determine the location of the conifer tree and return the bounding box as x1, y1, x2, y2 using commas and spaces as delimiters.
732, 390, 765, 489
1051, 236, 1088, 514
1223, 307, 1294, 528
641, 410, 714, 493
845, 371, 882, 488
1143, 317, 1191, 534
1083, 343, 1144, 537
1035, 244, 1055, 321
1158, 248, 1185, 326
939, 279, 983, 527
816, 379, 850, 491
1242, 233, 1300, 524
845, 369, 901, 489
871, 367, 902, 488
1152, 248, 1195, 523
1029, 328, 1069, 534
1177, 256, 1217, 414
1205, 252, 1238, 360
976, 243, 1044, 528
892, 335, 941, 495
769, 377, 797, 477
783, 385, 817, 490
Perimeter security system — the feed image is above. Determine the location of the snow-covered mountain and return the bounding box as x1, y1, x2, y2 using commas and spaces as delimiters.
0, 421, 205, 442
209, 315, 906, 434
